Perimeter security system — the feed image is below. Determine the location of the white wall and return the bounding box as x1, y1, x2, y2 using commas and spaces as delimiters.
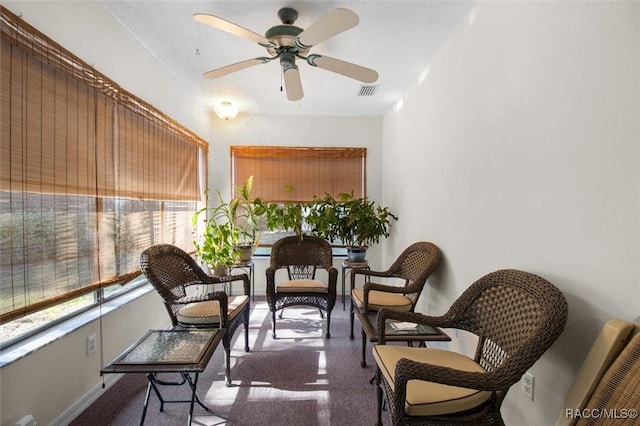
0, 2, 212, 425
1, 291, 170, 426
382, 1, 639, 425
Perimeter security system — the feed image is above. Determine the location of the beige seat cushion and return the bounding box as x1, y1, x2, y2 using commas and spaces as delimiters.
373, 345, 492, 417
352, 288, 412, 311
276, 279, 328, 293
176, 295, 249, 325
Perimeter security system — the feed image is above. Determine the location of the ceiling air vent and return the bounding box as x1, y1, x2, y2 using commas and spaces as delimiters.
358, 84, 379, 97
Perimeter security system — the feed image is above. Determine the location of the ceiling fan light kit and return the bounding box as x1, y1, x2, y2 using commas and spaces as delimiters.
194, 7, 378, 101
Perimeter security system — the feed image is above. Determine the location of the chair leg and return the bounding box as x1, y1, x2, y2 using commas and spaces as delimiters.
349, 306, 355, 340
376, 370, 384, 426
243, 309, 250, 352
223, 336, 232, 387
361, 327, 367, 367
325, 310, 331, 339
272, 310, 277, 339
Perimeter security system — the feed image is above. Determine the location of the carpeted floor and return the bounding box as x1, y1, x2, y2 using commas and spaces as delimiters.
70, 299, 391, 425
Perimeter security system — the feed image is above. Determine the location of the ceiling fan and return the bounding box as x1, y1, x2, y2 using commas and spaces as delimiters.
193, 7, 379, 101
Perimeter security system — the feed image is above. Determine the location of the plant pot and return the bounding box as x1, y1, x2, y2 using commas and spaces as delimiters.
347, 246, 367, 262
234, 244, 254, 263
210, 264, 230, 277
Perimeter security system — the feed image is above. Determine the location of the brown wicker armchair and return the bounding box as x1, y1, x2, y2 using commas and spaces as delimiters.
350, 242, 441, 365
265, 235, 338, 339
373, 269, 569, 426
139, 244, 250, 386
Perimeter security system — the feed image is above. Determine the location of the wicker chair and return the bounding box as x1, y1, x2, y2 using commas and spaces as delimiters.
556, 318, 639, 426
350, 242, 442, 365
373, 269, 569, 426
265, 235, 338, 338
139, 244, 250, 386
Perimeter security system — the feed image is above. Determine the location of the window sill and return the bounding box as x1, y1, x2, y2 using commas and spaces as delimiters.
0, 284, 153, 368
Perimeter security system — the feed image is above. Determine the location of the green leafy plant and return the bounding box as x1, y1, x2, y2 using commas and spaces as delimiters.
193, 220, 238, 272
231, 175, 262, 244
192, 176, 261, 268
253, 199, 307, 239
307, 192, 396, 248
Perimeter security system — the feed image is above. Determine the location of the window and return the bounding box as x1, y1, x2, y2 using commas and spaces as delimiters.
0, 6, 207, 346
231, 146, 366, 202
231, 146, 366, 249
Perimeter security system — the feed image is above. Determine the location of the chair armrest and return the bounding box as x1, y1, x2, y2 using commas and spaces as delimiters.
223, 273, 250, 296
185, 273, 251, 297
350, 268, 395, 290
327, 267, 338, 289
396, 358, 507, 392
353, 268, 395, 278
265, 267, 278, 306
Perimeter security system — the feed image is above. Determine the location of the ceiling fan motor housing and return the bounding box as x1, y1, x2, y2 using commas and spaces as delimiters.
265, 24, 302, 46
277, 7, 298, 25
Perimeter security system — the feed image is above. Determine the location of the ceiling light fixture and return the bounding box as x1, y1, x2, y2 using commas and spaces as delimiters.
214, 101, 239, 120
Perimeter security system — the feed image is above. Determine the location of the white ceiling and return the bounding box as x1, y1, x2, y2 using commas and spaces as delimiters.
99, 1, 473, 117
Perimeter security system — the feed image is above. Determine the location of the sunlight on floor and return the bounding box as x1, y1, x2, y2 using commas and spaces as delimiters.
202, 301, 335, 425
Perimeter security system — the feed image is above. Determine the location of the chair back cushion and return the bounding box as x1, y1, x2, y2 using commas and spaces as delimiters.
176, 295, 249, 325
373, 345, 492, 416
352, 288, 412, 311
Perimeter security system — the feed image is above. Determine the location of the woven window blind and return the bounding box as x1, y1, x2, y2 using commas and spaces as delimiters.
231, 146, 366, 202
0, 6, 207, 323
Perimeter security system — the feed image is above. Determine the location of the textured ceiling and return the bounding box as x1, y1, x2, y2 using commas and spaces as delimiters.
100, 0, 473, 116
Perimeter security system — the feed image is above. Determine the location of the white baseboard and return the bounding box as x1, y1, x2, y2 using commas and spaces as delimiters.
52, 374, 123, 426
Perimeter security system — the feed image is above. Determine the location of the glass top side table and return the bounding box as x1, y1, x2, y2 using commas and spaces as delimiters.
102, 328, 225, 425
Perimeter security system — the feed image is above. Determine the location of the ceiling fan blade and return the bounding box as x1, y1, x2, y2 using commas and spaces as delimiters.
283, 67, 304, 101
296, 8, 359, 48
308, 55, 378, 83
203, 58, 269, 79
194, 13, 271, 46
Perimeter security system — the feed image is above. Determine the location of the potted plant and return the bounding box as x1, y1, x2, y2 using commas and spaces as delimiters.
307, 192, 397, 262
192, 176, 261, 270
193, 220, 238, 276
229, 176, 262, 261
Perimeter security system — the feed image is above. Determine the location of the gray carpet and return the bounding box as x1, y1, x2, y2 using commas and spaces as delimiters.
71, 299, 391, 425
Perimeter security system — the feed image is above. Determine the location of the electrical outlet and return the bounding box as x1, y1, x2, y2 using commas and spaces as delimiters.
87, 334, 96, 356
522, 371, 534, 400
